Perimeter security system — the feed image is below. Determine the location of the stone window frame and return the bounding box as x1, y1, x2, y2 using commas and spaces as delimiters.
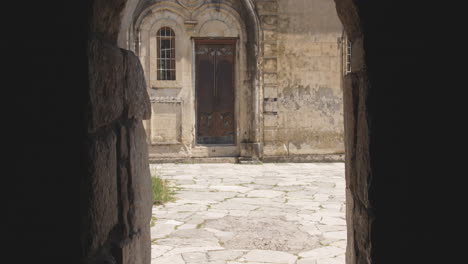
139, 12, 186, 89
343, 34, 352, 75
156, 27, 176, 80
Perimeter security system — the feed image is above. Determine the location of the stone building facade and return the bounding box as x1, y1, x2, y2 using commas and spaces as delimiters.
127, 0, 345, 162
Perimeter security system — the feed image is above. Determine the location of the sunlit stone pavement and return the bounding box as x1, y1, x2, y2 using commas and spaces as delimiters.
150, 163, 346, 264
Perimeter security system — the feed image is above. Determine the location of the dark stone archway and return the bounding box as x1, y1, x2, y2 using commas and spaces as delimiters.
85, 1, 424, 263
3, 1, 460, 264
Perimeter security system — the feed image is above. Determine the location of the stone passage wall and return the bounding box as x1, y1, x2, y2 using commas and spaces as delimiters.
259, 0, 345, 160
83, 1, 153, 263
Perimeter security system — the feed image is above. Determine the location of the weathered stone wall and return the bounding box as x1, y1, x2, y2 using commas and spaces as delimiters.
260, 0, 344, 159
131, 0, 344, 161
83, 1, 153, 263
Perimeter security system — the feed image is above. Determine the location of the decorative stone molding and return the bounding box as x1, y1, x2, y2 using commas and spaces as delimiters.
177, 0, 205, 10
150, 97, 183, 103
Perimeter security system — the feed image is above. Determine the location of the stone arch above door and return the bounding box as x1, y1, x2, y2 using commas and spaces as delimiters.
198, 20, 236, 37
176, 0, 205, 10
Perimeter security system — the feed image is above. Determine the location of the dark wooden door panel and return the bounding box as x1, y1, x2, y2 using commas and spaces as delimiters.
195, 40, 236, 145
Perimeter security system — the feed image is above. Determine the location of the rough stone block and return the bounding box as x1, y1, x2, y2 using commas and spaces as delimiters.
89, 0, 127, 42
128, 120, 153, 239
345, 189, 356, 263
276, 15, 290, 32
264, 85, 278, 98
151, 112, 179, 144
263, 30, 277, 41
263, 142, 288, 156
263, 58, 278, 72
314, 57, 331, 72
264, 127, 278, 141
263, 73, 278, 84
124, 50, 151, 120
261, 15, 278, 28
351, 198, 371, 262
123, 227, 151, 264
264, 100, 278, 112
255, 1, 278, 14
264, 114, 278, 128
117, 125, 130, 238
88, 36, 125, 132
288, 142, 311, 155
343, 72, 370, 205
305, 43, 322, 56
321, 43, 339, 56
351, 37, 365, 72
330, 56, 342, 73
263, 42, 277, 56
150, 101, 182, 144
83, 129, 119, 255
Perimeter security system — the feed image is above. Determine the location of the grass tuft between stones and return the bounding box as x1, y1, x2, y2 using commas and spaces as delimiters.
150, 216, 157, 227
151, 176, 176, 205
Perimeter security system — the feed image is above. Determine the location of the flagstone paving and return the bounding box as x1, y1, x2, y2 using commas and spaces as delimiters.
150, 163, 346, 264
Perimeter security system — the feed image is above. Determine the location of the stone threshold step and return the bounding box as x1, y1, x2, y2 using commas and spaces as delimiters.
149, 157, 239, 164
149, 154, 345, 164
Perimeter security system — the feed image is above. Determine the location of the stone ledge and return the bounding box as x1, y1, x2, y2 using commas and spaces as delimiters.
149, 157, 239, 164
263, 154, 345, 163
149, 154, 345, 164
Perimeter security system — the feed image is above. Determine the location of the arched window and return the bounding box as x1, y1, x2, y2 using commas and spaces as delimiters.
157, 27, 176, 80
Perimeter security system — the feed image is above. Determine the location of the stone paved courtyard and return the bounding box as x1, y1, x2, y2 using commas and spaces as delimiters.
150, 163, 346, 264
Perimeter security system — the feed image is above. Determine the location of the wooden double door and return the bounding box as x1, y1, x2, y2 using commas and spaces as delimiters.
195, 39, 236, 145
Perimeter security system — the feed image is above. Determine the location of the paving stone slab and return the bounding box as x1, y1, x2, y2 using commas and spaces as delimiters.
151, 224, 176, 239
323, 231, 347, 240
210, 185, 252, 193
149, 163, 345, 264
316, 255, 345, 264
243, 250, 297, 264
299, 246, 343, 258
165, 246, 225, 255
297, 258, 318, 264
150, 245, 173, 259
153, 254, 185, 264
182, 251, 208, 263
208, 250, 247, 261
247, 190, 284, 198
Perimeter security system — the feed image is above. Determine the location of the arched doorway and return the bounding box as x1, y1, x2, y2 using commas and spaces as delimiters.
131, 1, 262, 161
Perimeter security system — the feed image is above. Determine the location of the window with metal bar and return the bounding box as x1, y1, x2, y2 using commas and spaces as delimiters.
157, 27, 176, 80
346, 40, 352, 74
